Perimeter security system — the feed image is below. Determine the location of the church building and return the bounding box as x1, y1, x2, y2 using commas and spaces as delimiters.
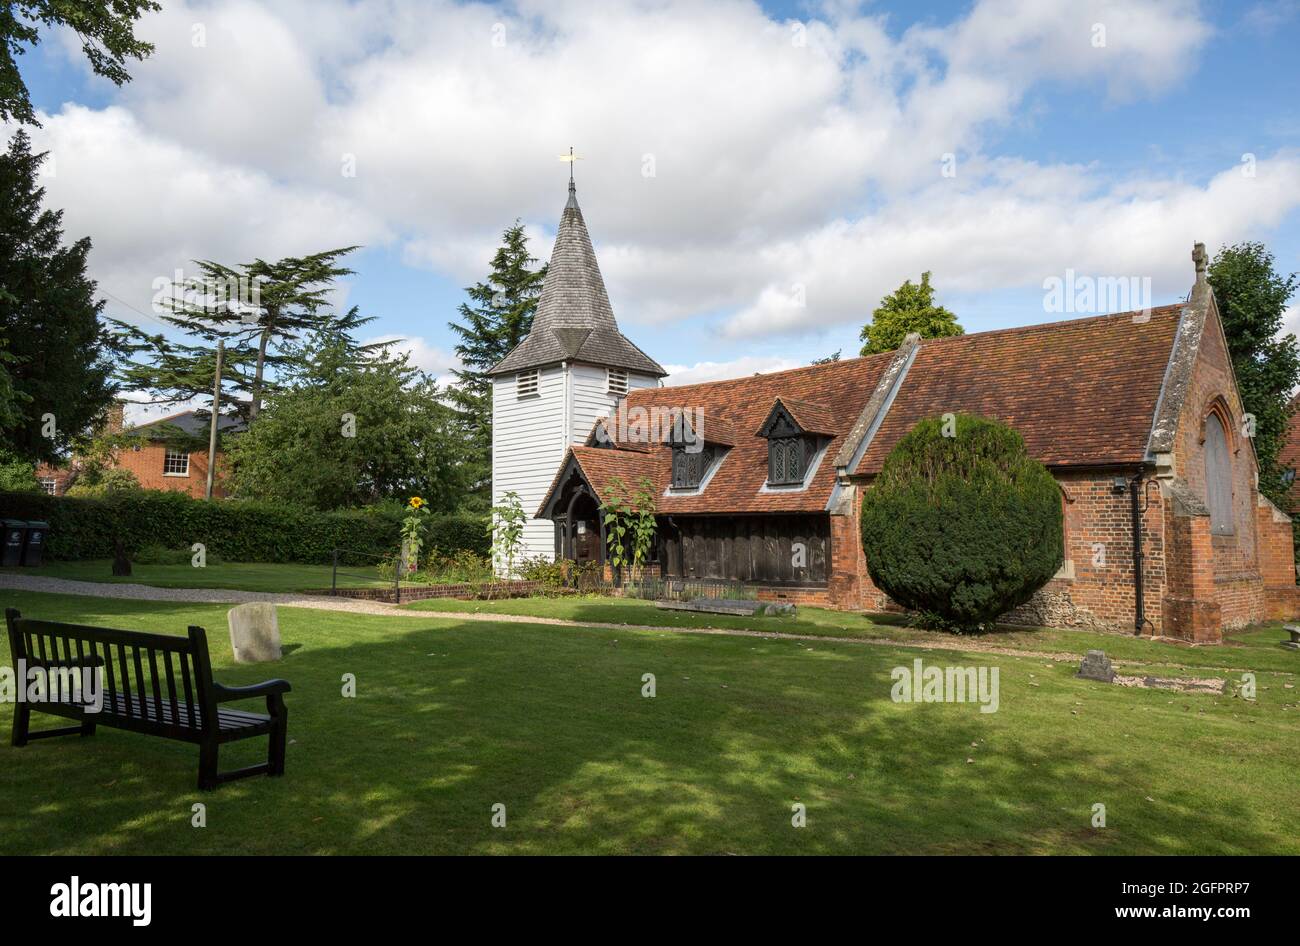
490, 182, 1299, 643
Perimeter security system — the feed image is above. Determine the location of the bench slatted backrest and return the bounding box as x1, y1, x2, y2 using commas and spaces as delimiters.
4, 609, 217, 739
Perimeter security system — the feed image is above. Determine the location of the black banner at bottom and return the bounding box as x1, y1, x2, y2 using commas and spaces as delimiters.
3, 855, 1284, 931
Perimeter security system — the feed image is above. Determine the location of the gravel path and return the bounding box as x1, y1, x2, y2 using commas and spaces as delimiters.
0, 573, 1273, 673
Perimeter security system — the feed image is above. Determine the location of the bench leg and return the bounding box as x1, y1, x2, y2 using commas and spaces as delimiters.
80, 719, 96, 737
268, 709, 288, 777
11, 703, 30, 747
198, 740, 219, 792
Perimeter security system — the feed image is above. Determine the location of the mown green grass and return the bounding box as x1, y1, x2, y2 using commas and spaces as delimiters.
21, 559, 387, 592
2, 589, 1297, 854
404, 594, 1300, 674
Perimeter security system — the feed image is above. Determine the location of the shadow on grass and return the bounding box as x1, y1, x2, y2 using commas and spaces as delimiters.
0, 603, 1292, 855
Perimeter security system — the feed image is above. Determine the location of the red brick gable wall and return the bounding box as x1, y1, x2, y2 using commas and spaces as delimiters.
36, 444, 230, 499
114, 443, 228, 498
1168, 303, 1272, 630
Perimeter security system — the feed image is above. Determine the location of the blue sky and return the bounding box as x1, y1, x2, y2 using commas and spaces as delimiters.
10, 0, 1300, 398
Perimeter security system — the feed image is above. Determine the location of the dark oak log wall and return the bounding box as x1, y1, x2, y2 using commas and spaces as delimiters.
659, 514, 830, 586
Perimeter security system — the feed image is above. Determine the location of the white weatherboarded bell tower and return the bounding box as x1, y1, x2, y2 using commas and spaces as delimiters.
487, 172, 666, 573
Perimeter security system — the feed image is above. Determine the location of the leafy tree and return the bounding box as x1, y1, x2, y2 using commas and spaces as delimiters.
1207, 242, 1300, 505
0, 130, 116, 464
859, 272, 962, 355
112, 249, 378, 424
225, 340, 471, 510
810, 350, 841, 365
1, 1, 159, 126
448, 222, 547, 505
0, 451, 40, 492
58, 427, 147, 493
860, 414, 1062, 633
65, 465, 140, 497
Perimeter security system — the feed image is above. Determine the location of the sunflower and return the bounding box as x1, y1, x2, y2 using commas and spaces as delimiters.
408, 496, 425, 509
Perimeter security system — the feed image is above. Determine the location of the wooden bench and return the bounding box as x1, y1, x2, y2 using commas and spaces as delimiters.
5, 608, 290, 790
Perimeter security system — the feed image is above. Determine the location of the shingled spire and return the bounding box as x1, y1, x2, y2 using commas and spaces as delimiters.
489, 181, 666, 377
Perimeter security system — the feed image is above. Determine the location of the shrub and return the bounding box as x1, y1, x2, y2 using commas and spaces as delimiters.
0, 490, 490, 564
860, 413, 1062, 633
65, 467, 142, 497
419, 551, 494, 584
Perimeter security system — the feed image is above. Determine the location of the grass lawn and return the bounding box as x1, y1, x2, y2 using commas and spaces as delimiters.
404, 594, 1300, 675
21, 559, 387, 592
2, 589, 1297, 854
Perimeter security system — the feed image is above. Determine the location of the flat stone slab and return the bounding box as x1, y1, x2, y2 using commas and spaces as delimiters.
228, 602, 282, 663
1114, 674, 1228, 694
1076, 649, 1115, 683
655, 598, 796, 617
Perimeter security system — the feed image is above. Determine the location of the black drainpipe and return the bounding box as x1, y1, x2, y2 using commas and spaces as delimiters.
1129, 472, 1155, 637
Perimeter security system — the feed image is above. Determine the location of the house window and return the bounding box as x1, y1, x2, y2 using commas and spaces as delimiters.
1204, 411, 1233, 535
768, 437, 807, 486
671, 444, 715, 490
163, 449, 190, 476
607, 368, 629, 396
39, 477, 58, 495
516, 369, 539, 399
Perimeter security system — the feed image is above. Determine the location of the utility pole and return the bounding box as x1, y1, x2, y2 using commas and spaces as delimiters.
205, 339, 224, 500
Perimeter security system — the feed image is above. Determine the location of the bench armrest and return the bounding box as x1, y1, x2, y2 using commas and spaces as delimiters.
212, 679, 292, 703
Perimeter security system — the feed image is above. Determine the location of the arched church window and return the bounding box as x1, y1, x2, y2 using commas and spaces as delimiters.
1203, 411, 1234, 536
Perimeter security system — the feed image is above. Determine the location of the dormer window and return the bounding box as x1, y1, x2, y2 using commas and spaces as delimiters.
672, 444, 716, 489
757, 397, 835, 489
769, 436, 807, 486
516, 369, 539, 399
607, 368, 629, 396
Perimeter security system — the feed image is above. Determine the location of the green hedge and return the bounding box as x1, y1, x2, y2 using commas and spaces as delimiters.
0, 491, 489, 565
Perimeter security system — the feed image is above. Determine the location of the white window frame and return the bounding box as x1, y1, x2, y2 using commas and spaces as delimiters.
163, 449, 191, 477
607, 368, 629, 396
39, 477, 58, 495
516, 369, 540, 399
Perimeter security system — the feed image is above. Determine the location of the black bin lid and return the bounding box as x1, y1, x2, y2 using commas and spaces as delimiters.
24, 520, 49, 529
3, 519, 28, 528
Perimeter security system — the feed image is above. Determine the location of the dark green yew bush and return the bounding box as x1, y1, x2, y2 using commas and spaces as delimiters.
860, 413, 1062, 633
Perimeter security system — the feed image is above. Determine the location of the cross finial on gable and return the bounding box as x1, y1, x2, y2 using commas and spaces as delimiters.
1192, 241, 1208, 282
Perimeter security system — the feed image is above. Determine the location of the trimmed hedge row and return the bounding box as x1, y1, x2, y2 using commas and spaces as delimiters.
0, 491, 489, 565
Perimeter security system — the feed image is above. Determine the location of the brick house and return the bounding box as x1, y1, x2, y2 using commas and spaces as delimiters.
497, 182, 1297, 642
37, 406, 243, 499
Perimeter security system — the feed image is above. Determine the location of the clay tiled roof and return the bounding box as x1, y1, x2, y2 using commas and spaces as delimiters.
571, 446, 658, 500
855, 305, 1184, 474
770, 397, 837, 436
539, 304, 1186, 517
602, 355, 892, 513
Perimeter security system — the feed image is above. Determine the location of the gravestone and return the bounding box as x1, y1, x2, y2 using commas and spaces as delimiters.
1283, 625, 1300, 651
111, 539, 132, 577
1076, 649, 1115, 683
228, 603, 282, 663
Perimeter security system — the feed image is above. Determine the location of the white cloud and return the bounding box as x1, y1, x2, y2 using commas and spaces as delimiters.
22, 0, 1274, 346
6, 105, 389, 327
364, 335, 462, 384
664, 354, 808, 387
1282, 304, 1300, 339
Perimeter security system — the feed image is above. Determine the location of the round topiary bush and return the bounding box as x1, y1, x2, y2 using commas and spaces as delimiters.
860, 413, 1062, 633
